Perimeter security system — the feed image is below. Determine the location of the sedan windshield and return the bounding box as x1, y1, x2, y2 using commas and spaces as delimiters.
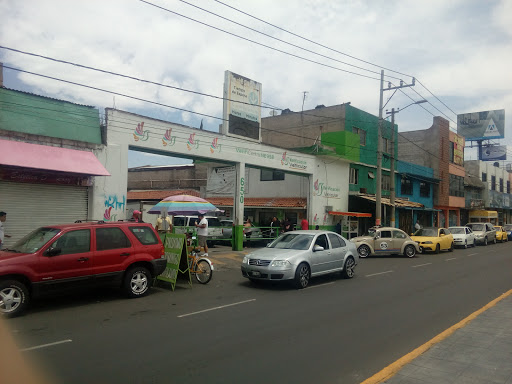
268, 233, 314, 250
414, 228, 438, 237
504, 225, 512, 231
8, 227, 61, 254
468, 224, 484, 231
449, 228, 465, 234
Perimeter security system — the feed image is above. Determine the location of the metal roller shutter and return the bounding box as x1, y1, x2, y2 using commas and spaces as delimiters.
0, 181, 88, 247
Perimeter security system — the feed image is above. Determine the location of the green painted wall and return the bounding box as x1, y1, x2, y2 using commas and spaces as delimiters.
321, 130, 360, 162
0, 88, 102, 144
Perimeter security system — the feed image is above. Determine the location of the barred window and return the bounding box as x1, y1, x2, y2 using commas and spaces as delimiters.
401, 177, 413, 195
449, 174, 464, 197
420, 181, 430, 197
349, 168, 359, 184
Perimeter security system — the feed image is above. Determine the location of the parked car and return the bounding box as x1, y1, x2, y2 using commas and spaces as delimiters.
241, 230, 358, 289
465, 223, 496, 245
494, 226, 509, 243
220, 220, 264, 244
448, 226, 476, 248
0, 221, 166, 318
173, 215, 223, 244
503, 224, 512, 241
410, 227, 454, 253
350, 227, 419, 258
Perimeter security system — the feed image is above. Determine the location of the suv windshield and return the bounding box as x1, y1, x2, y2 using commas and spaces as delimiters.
269, 233, 314, 250
9, 227, 61, 253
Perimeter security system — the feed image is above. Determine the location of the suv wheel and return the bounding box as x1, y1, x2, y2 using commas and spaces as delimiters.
123, 267, 152, 298
0, 280, 29, 318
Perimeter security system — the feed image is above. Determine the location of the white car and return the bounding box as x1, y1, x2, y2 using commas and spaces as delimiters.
448, 226, 476, 248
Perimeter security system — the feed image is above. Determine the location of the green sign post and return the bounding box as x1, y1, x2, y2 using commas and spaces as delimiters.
157, 233, 191, 291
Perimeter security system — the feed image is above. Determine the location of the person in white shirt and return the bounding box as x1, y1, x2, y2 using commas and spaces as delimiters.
195, 214, 209, 256
0, 211, 11, 248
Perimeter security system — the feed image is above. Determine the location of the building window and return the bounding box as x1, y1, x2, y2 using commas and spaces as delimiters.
482, 172, 487, 182
449, 142, 454, 163
449, 174, 464, 197
260, 169, 285, 181
420, 181, 430, 197
349, 168, 359, 184
382, 174, 391, 191
352, 127, 366, 146
401, 177, 413, 195
508, 181, 510, 194
491, 175, 496, 190
500, 178, 504, 193
382, 138, 392, 154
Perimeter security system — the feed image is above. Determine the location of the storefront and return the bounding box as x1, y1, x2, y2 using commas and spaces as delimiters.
468, 210, 498, 224
0, 140, 110, 246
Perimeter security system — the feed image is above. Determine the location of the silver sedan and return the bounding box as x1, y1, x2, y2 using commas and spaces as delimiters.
241, 230, 358, 289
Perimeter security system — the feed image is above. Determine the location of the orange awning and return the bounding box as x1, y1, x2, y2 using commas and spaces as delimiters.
328, 211, 372, 218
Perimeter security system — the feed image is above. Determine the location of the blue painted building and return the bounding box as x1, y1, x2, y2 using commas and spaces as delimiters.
395, 161, 439, 232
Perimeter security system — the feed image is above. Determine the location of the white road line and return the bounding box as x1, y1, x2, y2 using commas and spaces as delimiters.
305, 282, 335, 289
21, 339, 72, 352
178, 299, 256, 318
467, 253, 477, 257
365, 270, 393, 277
412, 263, 432, 268
445, 258, 457, 261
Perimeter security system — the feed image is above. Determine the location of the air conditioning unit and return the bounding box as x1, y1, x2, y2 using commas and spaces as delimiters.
325, 205, 333, 213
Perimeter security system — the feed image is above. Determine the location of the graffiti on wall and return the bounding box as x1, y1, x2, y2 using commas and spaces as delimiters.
104, 194, 126, 221
210, 137, 221, 153
187, 133, 199, 151
133, 122, 150, 141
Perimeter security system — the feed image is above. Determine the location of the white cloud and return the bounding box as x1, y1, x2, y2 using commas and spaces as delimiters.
1, 0, 511, 152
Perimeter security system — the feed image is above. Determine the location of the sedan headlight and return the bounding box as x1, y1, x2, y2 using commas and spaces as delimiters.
271, 260, 291, 267
242, 256, 249, 264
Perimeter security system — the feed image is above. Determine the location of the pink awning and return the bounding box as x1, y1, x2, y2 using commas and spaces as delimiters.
0, 139, 110, 176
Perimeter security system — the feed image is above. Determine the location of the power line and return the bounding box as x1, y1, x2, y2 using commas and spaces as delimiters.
138, 0, 381, 81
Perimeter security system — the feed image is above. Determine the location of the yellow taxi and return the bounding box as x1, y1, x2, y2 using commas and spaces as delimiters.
494, 226, 508, 243
411, 227, 454, 253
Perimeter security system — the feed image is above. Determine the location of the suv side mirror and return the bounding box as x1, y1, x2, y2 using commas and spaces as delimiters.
44, 247, 62, 257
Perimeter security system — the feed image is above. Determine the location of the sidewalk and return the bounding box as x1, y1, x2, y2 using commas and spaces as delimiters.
206, 244, 254, 270
380, 292, 512, 384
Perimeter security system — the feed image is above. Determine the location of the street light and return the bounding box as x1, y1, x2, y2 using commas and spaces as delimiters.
386, 99, 428, 228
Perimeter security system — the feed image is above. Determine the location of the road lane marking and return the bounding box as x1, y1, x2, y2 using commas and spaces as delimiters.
412, 263, 432, 268
177, 299, 256, 318
359, 288, 512, 384
21, 339, 72, 352
305, 282, 335, 289
445, 258, 456, 261
365, 270, 393, 277
467, 253, 477, 257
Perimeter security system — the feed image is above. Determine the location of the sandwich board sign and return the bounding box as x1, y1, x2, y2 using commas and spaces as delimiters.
157, 233, 191, 290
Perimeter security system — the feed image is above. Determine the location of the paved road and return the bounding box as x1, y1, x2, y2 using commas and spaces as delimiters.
5, 242, 512, 384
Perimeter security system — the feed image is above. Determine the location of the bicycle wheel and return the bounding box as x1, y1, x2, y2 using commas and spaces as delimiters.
195, 260, 213, 284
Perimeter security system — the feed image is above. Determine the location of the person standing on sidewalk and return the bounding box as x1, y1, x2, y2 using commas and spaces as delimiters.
300, 217, 309, 230
0, 211, 11, 248
195, 214, 209, 256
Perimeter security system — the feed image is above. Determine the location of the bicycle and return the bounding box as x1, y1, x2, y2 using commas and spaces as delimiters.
188, 247, 213, 284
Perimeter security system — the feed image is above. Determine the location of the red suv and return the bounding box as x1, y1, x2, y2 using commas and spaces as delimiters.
0, 221, 166, 317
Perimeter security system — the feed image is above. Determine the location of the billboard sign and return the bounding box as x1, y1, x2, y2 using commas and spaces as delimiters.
481, 145, 507, 161
222, 71, 262, 142
457, 109, 505, 141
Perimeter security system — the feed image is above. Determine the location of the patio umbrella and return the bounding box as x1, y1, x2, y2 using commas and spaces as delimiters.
147, 194, 218, 215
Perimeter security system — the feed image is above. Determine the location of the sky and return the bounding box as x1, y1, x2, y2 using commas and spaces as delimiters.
1, 0, 511, 167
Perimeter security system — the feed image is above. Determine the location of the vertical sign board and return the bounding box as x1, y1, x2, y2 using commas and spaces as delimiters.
157, 233, 191, 291
222, 71, 262, 142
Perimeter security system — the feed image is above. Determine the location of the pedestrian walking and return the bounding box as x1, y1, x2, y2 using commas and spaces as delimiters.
195, 214, 209, 256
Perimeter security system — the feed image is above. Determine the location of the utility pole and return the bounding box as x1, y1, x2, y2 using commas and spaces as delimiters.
376, 73, 416, 227
389, 108, 396, 228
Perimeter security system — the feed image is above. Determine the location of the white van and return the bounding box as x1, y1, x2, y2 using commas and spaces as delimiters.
173, 216, 223, 244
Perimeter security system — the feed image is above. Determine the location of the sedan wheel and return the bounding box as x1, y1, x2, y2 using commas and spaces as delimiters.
294, 263, 310, 289
448, 243, 454, 252
434, 244, 440, 254
464, 240, 468, 249
404, 245, 416, 258
341, 257, 356, 279
484, 237, 488, 246
358, 245, 370, 258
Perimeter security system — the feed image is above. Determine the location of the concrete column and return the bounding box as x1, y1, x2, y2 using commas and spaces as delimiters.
233, 162, 246, 251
